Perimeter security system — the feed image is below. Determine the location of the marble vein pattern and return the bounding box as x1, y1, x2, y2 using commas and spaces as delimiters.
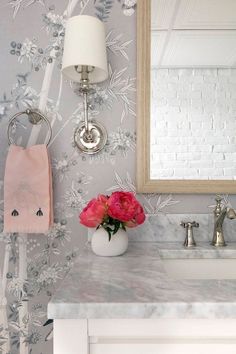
129, 214, 236, 243
48, 242, 236, 320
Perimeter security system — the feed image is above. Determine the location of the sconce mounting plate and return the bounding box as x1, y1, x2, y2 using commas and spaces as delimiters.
74, 120, 107, 154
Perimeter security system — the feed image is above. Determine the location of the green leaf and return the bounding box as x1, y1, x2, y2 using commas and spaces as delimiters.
103, 226, 112, 241
107, 229, 112, 241
121, 223, 126, 231
113, 221, 121, 235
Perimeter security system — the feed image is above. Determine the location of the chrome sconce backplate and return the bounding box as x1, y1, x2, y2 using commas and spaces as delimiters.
74, 120, 107, 154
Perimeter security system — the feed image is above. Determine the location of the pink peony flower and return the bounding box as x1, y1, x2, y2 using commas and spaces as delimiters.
107, 191, 145, 224
79, 194, 108, 228
125, 204, 146, 228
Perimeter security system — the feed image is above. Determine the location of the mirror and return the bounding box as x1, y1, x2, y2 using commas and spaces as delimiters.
137, 0, 236, 193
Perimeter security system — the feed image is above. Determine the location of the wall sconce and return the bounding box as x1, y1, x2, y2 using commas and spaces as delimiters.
62, 15, 108, 154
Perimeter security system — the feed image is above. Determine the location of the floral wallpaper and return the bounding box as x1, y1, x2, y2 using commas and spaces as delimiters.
0, 0, 236, 353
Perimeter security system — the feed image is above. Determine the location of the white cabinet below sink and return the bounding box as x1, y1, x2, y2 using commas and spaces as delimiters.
54, 319, 236, 354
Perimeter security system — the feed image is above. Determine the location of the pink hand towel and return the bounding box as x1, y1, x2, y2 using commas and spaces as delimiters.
4, 144, 53, 234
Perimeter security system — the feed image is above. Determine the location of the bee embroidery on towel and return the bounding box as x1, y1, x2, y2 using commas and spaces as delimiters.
36, 208, 43, 216
11, 209, 19, 216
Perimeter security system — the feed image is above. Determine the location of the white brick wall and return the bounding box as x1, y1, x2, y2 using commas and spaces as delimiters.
151, 68, 236, 180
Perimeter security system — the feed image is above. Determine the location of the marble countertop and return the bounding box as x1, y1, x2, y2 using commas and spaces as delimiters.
48, 242, 236, 320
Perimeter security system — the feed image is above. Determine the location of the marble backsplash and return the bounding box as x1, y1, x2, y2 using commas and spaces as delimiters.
126, 214, 236, 243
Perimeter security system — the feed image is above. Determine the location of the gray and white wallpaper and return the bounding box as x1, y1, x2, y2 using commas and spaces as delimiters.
0, 1, 236, 353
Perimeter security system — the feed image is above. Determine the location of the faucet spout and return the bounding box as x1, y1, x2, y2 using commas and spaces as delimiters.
215, 207, 227, 229
211, 207, 227, 247
211, 196, 236, 247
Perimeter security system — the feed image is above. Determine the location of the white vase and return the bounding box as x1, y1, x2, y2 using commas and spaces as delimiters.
91, 227, 128, 257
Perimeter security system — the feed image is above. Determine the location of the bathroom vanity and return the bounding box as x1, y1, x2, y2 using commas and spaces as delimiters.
48, 223, 236, 354
48, 0, 236, 351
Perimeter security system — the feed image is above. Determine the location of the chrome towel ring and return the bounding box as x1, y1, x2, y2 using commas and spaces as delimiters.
7, 109, 52, 147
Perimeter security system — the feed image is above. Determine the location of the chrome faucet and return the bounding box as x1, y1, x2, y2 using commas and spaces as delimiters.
211, 196, 236, 247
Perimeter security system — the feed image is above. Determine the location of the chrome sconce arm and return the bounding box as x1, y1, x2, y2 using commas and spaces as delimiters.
73, 65, 107, 154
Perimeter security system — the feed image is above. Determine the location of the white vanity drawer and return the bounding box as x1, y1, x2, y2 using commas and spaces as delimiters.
89, 320, 236, 354
90, 341, 236, 354
54, 319, 236, 354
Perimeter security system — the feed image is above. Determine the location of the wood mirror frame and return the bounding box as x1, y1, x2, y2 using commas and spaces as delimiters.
136, 0, 236, 194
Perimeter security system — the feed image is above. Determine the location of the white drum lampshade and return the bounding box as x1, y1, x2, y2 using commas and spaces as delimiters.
62, 15, 108, 83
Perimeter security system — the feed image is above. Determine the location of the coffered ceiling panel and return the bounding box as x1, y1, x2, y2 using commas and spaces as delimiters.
152, 0, 236, 30
151, 0, 176, 30
160, 30, 236, 67
151, 31, 167, 67
151, 0, 236, 67
174, 0, 236, 29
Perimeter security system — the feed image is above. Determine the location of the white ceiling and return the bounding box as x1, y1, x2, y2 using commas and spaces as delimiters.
151, 0, 236, 67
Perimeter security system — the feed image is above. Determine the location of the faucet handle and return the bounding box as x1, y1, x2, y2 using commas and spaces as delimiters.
180, 221, 199, 247
227, 208, 236, 220
180, 221, 199, 229
215, 195, 223, 203
214, 195, 224, 216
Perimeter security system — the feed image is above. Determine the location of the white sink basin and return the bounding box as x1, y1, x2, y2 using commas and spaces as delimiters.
162, 259, 236, 280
